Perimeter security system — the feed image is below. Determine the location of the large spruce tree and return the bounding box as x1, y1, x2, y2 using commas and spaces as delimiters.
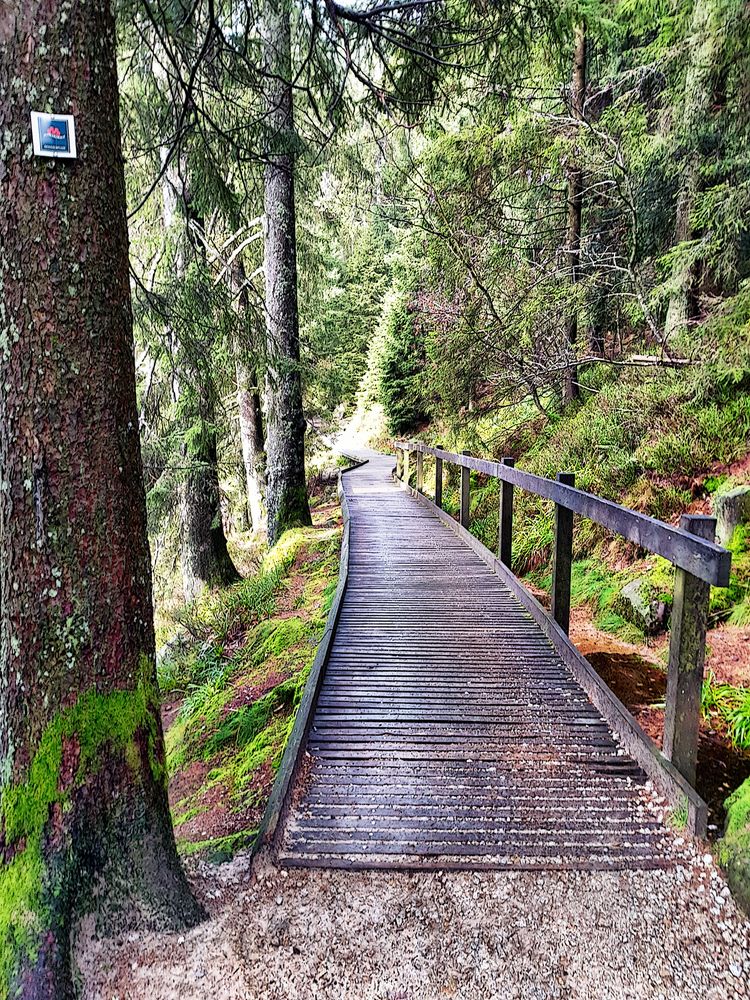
260, 0, 312, 544
0, 2, 202, 996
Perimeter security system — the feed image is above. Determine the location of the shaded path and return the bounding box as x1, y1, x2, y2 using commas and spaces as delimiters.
280, 454, 671, 868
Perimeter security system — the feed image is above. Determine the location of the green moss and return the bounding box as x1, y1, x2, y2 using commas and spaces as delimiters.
0, 659, 161, 998
251, 617, 312, 664
718, 776, 750, 915
176, 829, 256, 861
667, 801, 689, 830
171, 802, 207, 828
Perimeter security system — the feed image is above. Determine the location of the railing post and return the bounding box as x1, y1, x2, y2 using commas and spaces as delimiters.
416, 449, 424, 494
498, 457, 515, 568
460, 451, 471, 529
403, 447, 410, 487
434, 444, 444, 509
663, 514, 716, 786
551, 472, 575, 634
395, 447, 402, 480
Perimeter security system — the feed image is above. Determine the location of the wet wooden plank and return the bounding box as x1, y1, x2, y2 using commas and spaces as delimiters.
279, 453, 674, 870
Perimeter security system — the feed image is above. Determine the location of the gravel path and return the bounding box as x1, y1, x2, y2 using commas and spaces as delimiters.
78, 844, 750, 1000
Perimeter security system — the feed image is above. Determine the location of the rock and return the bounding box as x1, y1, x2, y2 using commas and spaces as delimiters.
156, 627, 189, 666
713, 485, 750, 547
615, 578, 670, 635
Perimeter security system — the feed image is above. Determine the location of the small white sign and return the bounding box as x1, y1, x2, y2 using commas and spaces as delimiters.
31, 111, 77, 159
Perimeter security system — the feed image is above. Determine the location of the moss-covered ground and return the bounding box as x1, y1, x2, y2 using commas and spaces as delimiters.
156, 499, 341, 861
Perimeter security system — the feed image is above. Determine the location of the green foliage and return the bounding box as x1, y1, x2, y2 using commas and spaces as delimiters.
718, 775, 750, 915
176, 830, 256, 861
162, 523, 340, 858
379, 297, 429, 435
701, 672, 750, 751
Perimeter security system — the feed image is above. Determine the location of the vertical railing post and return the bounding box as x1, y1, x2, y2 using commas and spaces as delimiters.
403, 447, 410, 487
663, 514, 716, 786
416, 449, 424, 494
460, 450, 471, 529
434, 444, 444, 509
395, 447, 402, 480
498, 457, 515, 568
551, 472, 575, 634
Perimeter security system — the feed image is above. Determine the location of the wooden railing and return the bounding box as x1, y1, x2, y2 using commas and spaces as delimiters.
395, 440, 732, 789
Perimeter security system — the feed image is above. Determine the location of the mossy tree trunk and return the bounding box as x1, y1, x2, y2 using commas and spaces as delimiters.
180, 400, 242, 601
230, 257, 267, 532
261, 0, 312, 545
0, 2, 203, 997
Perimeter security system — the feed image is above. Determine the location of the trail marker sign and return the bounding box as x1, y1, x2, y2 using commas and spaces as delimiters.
31, 111, 77, 159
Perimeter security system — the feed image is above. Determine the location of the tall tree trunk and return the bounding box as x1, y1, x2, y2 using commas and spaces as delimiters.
180, 396, 241, 600
563, 22, 586, 402
230, 258, 267, 532
261, 0, 312, 545
664, 0, 724, 340
0, 3, 203, 997
161, 150, 240, 596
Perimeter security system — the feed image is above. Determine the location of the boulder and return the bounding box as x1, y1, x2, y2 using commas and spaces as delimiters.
714, 485, 750, 547
614, 578, 670, 636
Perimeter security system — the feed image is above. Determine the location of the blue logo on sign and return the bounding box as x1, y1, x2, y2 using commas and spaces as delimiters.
38, 117, 70, 154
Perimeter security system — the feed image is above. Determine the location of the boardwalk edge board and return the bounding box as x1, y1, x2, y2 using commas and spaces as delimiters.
253, 455, 368, 856
400, 480, 709, 839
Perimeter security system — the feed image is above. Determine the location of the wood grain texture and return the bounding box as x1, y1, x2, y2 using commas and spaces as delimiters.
278, 455, 677, 870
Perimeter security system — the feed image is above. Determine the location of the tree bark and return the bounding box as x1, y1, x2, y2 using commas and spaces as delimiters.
180, 398, 242, 601
563, 22, 586, 403
261, 0, 312, 545
160, 148, 240, 597
0, 3, 203, 997
230, 258, 267, 532
664, 0, 723, 340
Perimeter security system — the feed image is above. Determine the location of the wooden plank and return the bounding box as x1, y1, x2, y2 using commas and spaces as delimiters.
499, 457, 514, 567
405, 485, 708, 837
435, 442, 444, 509
460, 449, 471, 529
663, 515, 715, 785
551, 471, 575, 633
274, 452, 687, 869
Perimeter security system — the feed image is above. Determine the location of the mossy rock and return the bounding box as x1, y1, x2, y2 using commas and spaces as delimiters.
613, 578, 670, 636
714, 486, 750, 547
718, 776, 750, 916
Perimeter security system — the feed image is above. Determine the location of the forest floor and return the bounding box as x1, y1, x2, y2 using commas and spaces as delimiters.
79, 843, 750, 999
565, 607, 750, 834
157, 490, 343, 861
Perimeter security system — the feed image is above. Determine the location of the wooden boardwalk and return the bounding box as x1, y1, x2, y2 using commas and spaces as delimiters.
279, 454, 671, 869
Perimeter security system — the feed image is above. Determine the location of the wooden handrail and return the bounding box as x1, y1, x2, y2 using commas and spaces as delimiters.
395, 438, 734, 788
396, 440, 731, 588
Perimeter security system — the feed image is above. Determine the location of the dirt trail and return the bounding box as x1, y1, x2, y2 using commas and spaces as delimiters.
78, 847, 750, 1000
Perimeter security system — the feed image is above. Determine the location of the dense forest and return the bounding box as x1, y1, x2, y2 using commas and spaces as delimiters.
2, 0, 750, 997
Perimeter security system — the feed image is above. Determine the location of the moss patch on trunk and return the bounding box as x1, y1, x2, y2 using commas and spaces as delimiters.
0, 658, 161, 999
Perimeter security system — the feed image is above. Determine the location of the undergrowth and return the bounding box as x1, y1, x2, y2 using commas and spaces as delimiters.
702, 672, 750, 752
159, 517, 341, 858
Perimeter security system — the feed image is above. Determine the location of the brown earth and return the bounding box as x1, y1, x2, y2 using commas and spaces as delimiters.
570, 615, 750, 834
